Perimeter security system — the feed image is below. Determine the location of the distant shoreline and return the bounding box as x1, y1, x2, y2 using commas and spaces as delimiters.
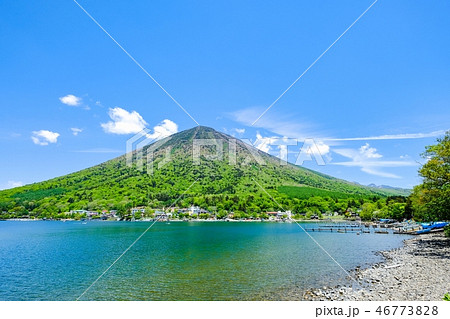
1, 217, 354, 223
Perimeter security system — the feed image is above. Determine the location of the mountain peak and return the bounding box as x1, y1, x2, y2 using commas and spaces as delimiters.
140, 124, 270, 168
177, 125, 228, 139
0, 126, 410, 216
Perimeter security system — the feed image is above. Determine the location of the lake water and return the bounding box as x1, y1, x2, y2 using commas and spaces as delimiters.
0, 221, 409, 300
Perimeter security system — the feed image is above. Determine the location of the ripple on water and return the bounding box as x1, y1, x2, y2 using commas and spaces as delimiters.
0, 221, 408, 300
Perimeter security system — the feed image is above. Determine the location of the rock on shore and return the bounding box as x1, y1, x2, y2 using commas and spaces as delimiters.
304, 233, 450, 301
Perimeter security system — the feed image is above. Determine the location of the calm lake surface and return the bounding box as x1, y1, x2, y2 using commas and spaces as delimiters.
0, 221, 409, 300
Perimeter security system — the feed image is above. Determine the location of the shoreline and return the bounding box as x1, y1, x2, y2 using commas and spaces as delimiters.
304, 232, 450, 301
0, 217, 349, 223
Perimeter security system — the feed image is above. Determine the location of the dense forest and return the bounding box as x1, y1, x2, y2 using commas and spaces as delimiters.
2, 127, 446, 222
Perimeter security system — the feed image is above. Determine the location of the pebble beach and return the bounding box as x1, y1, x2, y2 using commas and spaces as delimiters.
304, 233, 450, 301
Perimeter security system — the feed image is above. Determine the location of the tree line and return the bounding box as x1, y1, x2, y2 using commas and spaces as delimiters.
1, 132, 449, 224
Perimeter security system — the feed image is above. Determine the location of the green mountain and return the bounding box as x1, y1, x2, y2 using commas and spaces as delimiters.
0, 126, 409, 217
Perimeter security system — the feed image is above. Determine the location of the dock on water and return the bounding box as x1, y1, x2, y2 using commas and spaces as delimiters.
305, 223, 366, 233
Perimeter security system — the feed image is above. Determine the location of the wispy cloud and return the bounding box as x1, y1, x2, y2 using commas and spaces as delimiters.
73, 148, 122, 154
71, 128, 83, 136
31, 130, 60, 146
230, 107, 447, 143
101, 107, 148, 134
6, 181, 24, 189
331, 143, 417, 178
360, 167, 403, 179
324, 130, 447, 141
229, 106, 317, 138
0, 180, 24, 190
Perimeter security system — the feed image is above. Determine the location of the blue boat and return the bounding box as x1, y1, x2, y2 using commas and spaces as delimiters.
394, 221, 448, 235
413, 221, 448, 235
415, 228, 431, 235
421, 221, 448, 230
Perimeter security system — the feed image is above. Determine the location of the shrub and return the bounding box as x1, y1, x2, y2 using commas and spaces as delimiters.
444, 225, 450, 238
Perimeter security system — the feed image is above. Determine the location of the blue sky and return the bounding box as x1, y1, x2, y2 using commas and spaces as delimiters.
1, 0, 449, 190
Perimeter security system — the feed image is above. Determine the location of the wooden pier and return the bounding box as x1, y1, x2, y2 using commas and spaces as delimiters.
305, 224, 367, 233
306, 227, 363, 232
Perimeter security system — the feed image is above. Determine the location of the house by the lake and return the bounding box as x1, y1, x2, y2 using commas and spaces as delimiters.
154, 210, 172, 220
131, 207, 146, 215
266, 211, 292, 220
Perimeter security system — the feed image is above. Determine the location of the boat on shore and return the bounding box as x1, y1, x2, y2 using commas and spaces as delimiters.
393, 221, 448, 235
411, 221, 448, 235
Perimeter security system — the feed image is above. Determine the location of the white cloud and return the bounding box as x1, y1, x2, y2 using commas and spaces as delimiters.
325, 130, 447, 141
59, 94, 82, 106
253, 132, 274, 153
230, 107, 447, 143
71, 128, 83, 136
224, 128, 246, 137
332, 143, 417, 178
359, 143, 382, 159
333, 145, 381, 162
31, 130, 60, 146
0, 180, 24, 190
251, 133, 302, 165
101, 107, 148, 134
306, 141, 330, 156
360, 167, 401, 179
333, 160, 417, 168
251, 132, 332, 165
229, 107, 316, 138
74, 148, 122, 153
145, 119, 178, 140
7, 181, 23, 189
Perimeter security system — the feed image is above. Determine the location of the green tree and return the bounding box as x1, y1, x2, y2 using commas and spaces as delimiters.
260, 212, 269, 220
410, 132, 450, 221
444, 225, 450, 238
216, 210, 227, 219
359, 202, 376, 220
198, 213, 209, 219
387, 202, 406, 220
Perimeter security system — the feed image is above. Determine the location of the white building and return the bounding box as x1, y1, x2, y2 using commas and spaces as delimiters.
155, 211, 172, 220
187, 206, 201, 216
276, 210, 292, 219
70, 210, 88, 214
131, 207, 146, 214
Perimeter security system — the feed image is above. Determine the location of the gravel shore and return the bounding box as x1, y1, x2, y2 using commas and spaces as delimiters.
304, 233, 450, 301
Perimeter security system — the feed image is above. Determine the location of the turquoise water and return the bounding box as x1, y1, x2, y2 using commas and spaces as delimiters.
0, 221, 408, 300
